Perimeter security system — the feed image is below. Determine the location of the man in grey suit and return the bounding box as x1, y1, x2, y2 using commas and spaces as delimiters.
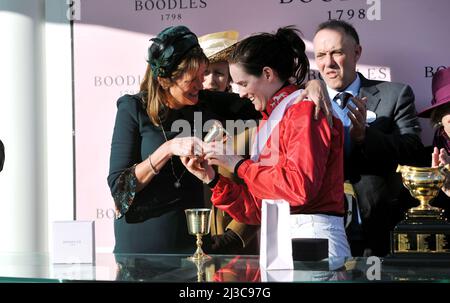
313, 20, 423, 256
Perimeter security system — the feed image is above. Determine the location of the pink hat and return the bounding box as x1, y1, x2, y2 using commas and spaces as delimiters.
418, 67, 450, 118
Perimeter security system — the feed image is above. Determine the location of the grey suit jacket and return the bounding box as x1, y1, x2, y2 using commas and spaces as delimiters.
347, 73, 423, 255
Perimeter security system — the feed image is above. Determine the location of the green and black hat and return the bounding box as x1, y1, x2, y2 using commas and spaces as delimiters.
147, 26, 199, 78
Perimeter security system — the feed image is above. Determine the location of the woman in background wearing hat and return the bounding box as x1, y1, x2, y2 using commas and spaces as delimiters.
199, 30, 237, 93
418, 67, 450, 210
108, 25, 331, 254
199, 31, 259, 255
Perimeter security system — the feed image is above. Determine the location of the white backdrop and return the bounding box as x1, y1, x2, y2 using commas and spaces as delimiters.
73, 0, 450, 250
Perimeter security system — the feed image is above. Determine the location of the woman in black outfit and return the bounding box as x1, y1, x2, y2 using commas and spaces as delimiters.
108, 26, 260, 253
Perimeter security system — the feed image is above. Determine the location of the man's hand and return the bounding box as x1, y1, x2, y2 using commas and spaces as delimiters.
347, 96, 368, 144
296, 79, 333, 126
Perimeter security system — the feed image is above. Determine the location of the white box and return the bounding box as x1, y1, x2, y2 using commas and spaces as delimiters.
51, 264, 96, 280
52, 221, 95, 264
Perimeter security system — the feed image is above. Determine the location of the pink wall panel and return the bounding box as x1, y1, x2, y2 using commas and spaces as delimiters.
73, 0, 450, 250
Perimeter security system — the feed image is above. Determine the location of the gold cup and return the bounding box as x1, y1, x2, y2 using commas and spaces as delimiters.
185, 208, 212, 261
397, 164, 450, 219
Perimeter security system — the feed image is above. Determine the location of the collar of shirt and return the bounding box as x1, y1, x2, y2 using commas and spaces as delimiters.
326, 74, 361, 102
262, 84, 298, 119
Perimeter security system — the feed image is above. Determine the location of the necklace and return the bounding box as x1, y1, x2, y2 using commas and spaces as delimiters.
158, 116, 187, 189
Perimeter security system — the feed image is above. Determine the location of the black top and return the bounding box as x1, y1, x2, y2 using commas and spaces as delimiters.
107, 90, 259, 253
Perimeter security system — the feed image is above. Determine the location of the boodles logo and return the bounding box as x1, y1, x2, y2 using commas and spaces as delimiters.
425, 65, 449, 78
135, 0, 208, 11
279, 0, 381, 21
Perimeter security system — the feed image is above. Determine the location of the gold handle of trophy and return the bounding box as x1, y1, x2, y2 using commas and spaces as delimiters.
396, 164, 406, 174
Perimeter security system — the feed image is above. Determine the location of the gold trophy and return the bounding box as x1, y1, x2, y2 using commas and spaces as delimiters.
185, 208, 212, 262
391, 164, 450, 258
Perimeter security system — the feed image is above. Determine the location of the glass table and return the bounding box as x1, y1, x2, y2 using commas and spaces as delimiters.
0, 253, 449, 282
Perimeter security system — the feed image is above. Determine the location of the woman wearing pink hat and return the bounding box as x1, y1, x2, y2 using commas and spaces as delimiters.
418, 67, 450, 198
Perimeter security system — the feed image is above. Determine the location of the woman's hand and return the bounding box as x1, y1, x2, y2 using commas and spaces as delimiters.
296, 79, 333, 126
168, 136, 204, 157
203, 141, 244, 173
180, 156, 215, 184
432, 147, 450, 197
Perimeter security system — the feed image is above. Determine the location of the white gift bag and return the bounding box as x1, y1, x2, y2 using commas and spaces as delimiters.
259, 199, 294, 270
260, 269, 294, 282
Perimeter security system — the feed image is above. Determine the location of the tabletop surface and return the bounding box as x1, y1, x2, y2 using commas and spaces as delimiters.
0, 253, 449, 282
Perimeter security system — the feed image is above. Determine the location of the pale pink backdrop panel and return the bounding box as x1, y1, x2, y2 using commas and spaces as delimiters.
74, 0, 450, 250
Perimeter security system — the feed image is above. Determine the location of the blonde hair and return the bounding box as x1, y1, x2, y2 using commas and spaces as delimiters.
140, 46, 208, 125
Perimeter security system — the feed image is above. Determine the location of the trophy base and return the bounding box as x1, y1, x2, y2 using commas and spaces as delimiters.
187, 254, 211, 262
187, 249, 212, 262
391, 216, 450, 258
383, 253, 450, 266
406, 206, 445, 220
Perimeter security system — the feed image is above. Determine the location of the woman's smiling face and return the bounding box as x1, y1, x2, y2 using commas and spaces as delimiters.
168, 62, 207, 107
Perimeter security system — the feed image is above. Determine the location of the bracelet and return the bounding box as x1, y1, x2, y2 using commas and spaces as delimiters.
148, 155, 159, 175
